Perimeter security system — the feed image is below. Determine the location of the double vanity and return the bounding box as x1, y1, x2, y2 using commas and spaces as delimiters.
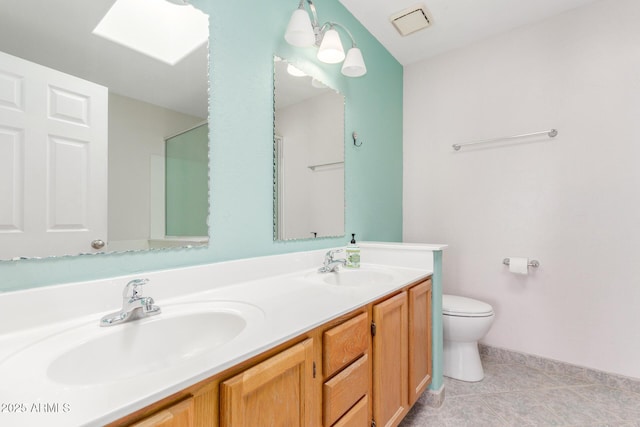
0, 243, 444, 427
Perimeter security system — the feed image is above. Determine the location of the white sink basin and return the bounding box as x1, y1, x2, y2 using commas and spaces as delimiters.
306, 266, 396, 287
1, 301, 264, 387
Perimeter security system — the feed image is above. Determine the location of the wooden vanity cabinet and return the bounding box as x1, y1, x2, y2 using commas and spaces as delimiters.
114, 277, 432, 427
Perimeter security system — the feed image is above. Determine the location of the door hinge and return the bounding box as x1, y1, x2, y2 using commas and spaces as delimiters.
313, 361, 316, 378
371, 321, 376, 337
371, 419, 376, 427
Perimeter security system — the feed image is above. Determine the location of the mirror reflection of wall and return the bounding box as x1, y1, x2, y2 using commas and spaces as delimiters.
0, 0, 209, 259
165, 123, 209, 239
273, 57, 345, 241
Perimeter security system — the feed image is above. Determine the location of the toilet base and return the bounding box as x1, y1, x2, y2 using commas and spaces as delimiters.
443, 340, 485, 382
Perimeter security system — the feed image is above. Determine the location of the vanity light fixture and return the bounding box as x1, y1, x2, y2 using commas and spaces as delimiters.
286, 63, 307, 77
284, 0, 367, 77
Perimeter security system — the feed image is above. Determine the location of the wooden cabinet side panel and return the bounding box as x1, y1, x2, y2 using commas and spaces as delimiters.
408, 279, 432, 405
372, 292, 408, 427
219, 338, 314, 427
130, 398, 194, 427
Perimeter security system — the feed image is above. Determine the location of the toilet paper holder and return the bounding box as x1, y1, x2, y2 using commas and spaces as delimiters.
503, 258, 540, 268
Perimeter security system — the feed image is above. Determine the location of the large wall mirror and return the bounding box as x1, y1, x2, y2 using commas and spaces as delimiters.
273, 57, 345, 241
0, 0, 209, 260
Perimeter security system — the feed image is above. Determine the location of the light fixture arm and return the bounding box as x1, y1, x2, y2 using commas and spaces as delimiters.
286, 0, 367, 77
298, 0, 358, 48
321, 22, 358, 48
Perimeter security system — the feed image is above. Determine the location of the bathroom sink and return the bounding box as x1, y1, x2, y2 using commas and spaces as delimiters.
306, 266, 395, 287
1, 301, 264, 387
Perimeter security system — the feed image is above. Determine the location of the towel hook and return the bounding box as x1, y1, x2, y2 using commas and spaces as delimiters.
352, 131, 363, 147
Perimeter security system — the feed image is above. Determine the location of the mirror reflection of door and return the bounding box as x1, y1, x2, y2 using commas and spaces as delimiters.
0, 51, 108, 259
273, 57, 345, 241
0, 0, 210, 259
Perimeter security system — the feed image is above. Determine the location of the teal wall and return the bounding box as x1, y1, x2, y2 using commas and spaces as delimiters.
0, 0, 403, 292
165, 124, 209, 237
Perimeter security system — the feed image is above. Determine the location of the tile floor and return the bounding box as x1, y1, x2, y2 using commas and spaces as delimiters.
400, 356, 640, 427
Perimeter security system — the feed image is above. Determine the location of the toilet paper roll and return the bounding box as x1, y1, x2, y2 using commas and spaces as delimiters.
509, 257, 529, 275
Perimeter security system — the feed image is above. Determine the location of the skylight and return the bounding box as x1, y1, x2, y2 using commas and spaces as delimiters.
93, 0, 208, 65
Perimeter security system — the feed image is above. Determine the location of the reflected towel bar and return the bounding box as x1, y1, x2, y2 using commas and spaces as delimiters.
308, 161, 344, 171
503, 258, 540, 268
452, 129, 558, 151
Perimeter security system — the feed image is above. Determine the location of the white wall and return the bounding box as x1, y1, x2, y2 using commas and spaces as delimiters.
403, 0, 640, 379
108, 94, 203, 243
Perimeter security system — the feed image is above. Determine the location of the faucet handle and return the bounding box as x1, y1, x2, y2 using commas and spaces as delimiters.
123, 278, 149, 299
326, 249, 344, 261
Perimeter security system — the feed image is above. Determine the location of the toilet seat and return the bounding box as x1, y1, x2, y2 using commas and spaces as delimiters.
443, 294, 494, 317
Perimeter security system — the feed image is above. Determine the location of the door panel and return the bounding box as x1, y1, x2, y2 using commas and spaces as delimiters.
372, 292, 408, 427
220, 338, 315, 427
0, 50, 107, 259
408, 280, 432, 405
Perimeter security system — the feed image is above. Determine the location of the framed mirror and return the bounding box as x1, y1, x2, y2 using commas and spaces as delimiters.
273, 57, 345, 241
0, 0, 209, 260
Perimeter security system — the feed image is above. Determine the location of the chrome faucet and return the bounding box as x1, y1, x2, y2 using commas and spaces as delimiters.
100, 278, 161, 326
319, 249, 346, 273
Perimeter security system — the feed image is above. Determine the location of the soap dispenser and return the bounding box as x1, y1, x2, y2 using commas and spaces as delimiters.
345, 233, 360, 268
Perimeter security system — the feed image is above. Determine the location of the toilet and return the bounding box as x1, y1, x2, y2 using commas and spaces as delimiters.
442, 294, 495, 382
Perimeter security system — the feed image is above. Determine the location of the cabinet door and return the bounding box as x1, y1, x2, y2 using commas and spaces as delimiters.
408, 279, 432, 405
220, 338, 315, 427
372, 292, 408, 427
131, 397, 194, 427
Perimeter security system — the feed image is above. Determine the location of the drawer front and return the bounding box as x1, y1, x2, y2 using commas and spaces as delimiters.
323, 312, 369, 377
323, 354, 369, 426
332, 395, 369, 427
131, 397, 194, 427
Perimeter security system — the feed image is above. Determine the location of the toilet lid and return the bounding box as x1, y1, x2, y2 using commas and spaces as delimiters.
442, 294, 494, 317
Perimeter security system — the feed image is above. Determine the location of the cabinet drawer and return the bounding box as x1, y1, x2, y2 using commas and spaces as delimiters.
323, 312, 368, 377
323, 354, 369, 426
130, 397, 194, 427
332, 395, 369, 427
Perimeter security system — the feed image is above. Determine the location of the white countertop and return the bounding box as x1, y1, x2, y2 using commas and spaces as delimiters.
0, 245, 436, 426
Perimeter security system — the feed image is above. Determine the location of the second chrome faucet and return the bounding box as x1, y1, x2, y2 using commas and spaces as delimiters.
318, 249, 346, 273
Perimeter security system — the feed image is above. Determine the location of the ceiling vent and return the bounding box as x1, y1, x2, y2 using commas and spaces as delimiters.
390, 4, 432, 37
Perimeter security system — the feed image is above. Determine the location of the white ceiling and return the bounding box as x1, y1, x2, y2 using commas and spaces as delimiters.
0, 0, 603, 118
338, 0, 601, 65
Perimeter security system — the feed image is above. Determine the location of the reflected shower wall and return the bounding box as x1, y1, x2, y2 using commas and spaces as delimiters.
165, 123, 209, 238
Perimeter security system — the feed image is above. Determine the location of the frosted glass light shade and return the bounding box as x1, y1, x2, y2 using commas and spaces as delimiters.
341, 47, 367, 77
284, 8, 315, 47
287, 64, 306, 77
317, 28, 345, 64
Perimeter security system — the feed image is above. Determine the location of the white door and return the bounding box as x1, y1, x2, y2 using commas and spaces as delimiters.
0, 51, 108, 259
